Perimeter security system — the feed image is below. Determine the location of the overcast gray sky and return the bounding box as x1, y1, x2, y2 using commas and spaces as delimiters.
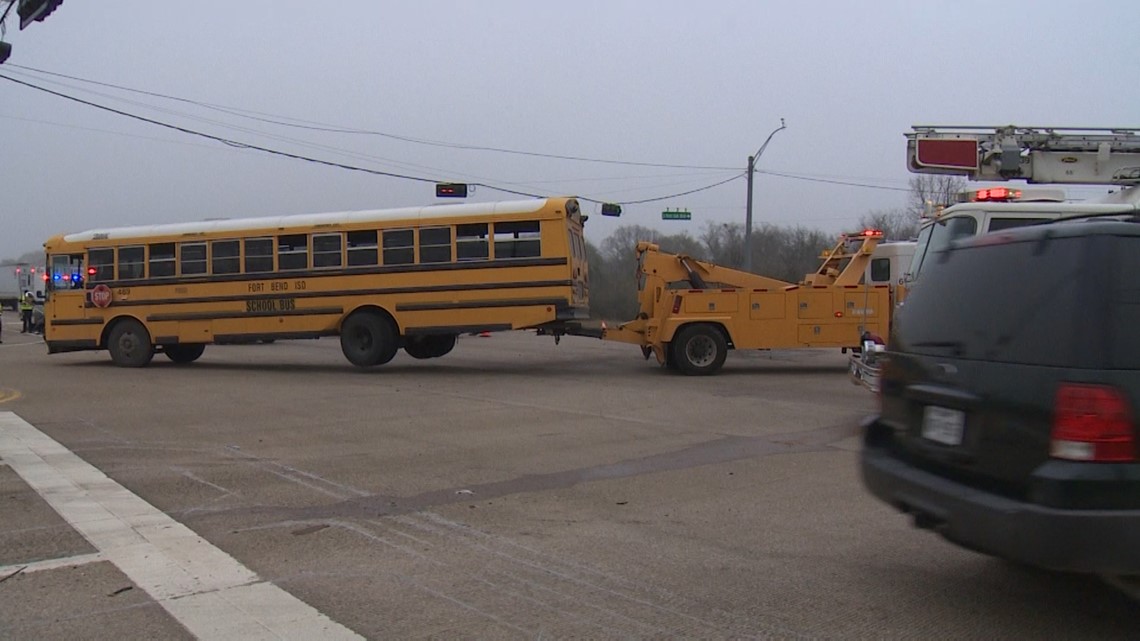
1, 0, 1136, 261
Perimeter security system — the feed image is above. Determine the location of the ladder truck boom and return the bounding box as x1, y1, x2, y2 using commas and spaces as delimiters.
906, 125, 1140, 185
851, 125, 1140, 393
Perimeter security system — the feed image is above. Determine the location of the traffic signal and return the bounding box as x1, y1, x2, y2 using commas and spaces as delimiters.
18, 0, 64, 30
435, 182, 468, 198
600, 203, 622, 217
0, 42, 10, 65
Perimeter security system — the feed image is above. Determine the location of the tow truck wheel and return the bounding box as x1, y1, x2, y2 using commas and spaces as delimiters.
670, 325, 727, 375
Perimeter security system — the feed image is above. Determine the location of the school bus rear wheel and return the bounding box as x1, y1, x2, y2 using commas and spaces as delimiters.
404, 334, 457, 359
107, 319, 155, 368
340, 311, 398, 367
164, 344, 206, 364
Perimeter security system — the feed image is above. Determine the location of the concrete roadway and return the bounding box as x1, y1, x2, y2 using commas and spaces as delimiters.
0, 313, 1136, 639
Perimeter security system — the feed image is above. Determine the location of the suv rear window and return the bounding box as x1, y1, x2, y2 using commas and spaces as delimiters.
896, 234, 1095, 367
1111, 236, 1140, 368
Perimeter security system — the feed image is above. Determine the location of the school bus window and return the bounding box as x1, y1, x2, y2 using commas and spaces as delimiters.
313, 233, 343, 268
212, 239, 240, 275
149, 242, 176, 278
180, 242, 207, 276
245, 237, 274, 273
456, 223, 489, 261
50, 254, 85, 290
419, 226, 452, 263
493, 221, 541, 258
118, 246, 146, 280
88, 248, 114, 281
347, 230, 378, 266
383, 229, 414, 265
278, 234, 309, 271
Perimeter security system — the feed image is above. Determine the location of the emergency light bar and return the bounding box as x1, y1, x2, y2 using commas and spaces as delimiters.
956, 187, 1067, 204
972, 187, 1022, 202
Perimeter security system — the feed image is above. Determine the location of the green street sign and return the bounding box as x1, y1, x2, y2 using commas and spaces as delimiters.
662, 209, 691, 221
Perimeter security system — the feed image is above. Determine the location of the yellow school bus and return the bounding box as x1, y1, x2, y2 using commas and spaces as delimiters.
42, 197, 589, 367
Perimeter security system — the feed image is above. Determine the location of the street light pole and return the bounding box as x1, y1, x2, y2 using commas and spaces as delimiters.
744, 118, 786, 272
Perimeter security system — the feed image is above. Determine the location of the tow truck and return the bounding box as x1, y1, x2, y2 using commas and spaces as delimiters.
849, 125, 1140, 391
548, 229, 891, 375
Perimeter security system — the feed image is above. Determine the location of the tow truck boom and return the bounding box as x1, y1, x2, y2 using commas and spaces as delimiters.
597, 230, 890, 375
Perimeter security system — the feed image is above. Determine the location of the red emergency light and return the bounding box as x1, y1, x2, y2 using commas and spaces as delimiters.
974, 187, 1022, 202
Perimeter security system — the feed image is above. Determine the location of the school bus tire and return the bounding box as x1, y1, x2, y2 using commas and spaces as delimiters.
107, 318, 155, 368
404, 334, 457, 359
164, 344, 206, 364
669, 324, 727, 376
340, 311, 398, 367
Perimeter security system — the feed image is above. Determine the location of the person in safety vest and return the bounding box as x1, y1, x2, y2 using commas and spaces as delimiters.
19, 291, 34, 333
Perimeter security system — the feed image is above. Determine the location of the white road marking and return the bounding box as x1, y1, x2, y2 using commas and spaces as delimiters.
0, 552, 105, 578
0, 411, 363, 640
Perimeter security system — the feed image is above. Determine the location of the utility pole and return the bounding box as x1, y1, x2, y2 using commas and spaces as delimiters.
744, 119, 786, 272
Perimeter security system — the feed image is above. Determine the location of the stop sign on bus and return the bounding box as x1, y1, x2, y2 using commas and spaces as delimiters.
91, 284, 113, 308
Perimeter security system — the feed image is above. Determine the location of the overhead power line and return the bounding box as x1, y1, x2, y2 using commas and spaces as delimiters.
0, 72, 745, 205
7, 64, 917, 197
0, 1, 16, 28
8, 63, 741, 172
758, 169, 911, 192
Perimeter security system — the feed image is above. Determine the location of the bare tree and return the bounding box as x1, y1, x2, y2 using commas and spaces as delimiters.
588, 223, 840, 319
700, 222, 745, 268
906, 174, 966, 219
858, 208, 918, 240
753, 224, 833, 282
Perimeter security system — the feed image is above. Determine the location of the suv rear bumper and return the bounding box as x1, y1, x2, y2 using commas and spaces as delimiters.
861, 420, 1140, 575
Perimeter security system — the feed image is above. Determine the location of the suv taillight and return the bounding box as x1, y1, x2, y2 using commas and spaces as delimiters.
1051, 384, 1136, 462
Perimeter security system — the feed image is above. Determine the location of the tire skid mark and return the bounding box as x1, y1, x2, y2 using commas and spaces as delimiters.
398, 512, 787, 639
378, 515, 669, 638
222, 445, 370, 500
376, 513, 793, 638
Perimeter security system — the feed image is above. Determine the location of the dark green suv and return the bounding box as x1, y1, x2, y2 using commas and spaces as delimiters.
861, 217, 1139, 575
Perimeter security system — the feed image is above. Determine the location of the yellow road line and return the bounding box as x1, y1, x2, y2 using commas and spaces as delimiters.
0, 389, 22, 404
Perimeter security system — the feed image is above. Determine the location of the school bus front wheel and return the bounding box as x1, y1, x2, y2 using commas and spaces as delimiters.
107, 318, 155, 368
